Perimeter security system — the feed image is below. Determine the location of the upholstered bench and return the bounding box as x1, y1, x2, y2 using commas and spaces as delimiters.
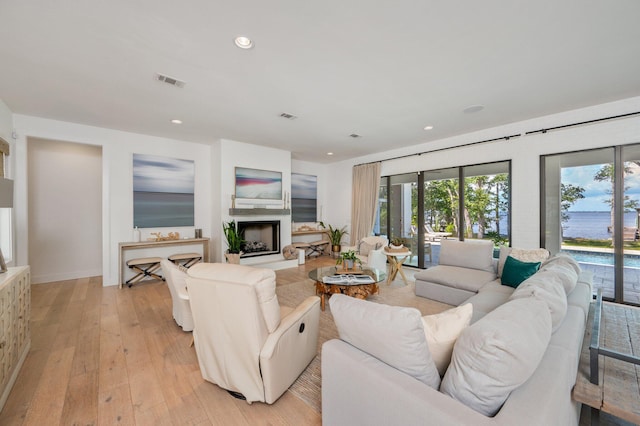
126, 256, 163, 287
168, 252, 202, 268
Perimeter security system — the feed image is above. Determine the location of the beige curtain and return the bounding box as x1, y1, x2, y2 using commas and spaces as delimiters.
350, 162, 382, 244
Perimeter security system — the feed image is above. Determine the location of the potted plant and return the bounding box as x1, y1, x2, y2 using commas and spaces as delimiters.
223, 220, 245, 264
319, 222, 348, 256
336, 250, 361, 270
389, 237, 406, 249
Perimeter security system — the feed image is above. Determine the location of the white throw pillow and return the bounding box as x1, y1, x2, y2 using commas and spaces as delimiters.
441, 298, 552, 417
330, 294, 441, 389
498, 246, 550, 277
421, 303, 473, 376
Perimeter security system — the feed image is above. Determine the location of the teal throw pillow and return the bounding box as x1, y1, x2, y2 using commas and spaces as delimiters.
501, 255, 541, 288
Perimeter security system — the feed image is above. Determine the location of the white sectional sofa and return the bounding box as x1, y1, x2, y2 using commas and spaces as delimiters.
414, 239, 498, 306
322, 245, 592, 425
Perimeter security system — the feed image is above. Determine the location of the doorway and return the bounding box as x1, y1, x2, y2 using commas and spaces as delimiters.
27, 138, 102, 283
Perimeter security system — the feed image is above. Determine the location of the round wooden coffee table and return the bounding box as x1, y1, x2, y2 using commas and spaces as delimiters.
308, 266, 386, 311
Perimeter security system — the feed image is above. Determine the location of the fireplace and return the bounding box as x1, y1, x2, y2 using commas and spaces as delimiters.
237, 220, 281, 258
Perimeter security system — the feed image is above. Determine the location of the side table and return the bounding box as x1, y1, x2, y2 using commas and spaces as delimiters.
573, 290, 640, 425
384, 250, 412, 285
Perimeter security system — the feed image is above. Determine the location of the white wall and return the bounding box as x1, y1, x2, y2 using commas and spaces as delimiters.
324, 96, 640, 249
27, 139, 102, 283
219, 139, 292, 264
12, 115, 213, 286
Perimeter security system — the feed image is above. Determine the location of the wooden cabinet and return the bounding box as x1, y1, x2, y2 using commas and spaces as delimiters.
0, 266, 30, 412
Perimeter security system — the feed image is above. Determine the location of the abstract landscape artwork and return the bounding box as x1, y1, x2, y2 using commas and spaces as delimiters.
133, 153, 195, 228
235, 167, 282, 200
292, 173, 317, 222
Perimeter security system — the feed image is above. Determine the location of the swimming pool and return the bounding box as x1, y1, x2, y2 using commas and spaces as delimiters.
562, 249, 640, 268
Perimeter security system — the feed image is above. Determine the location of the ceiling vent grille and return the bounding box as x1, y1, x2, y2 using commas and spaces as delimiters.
279, 112, 297, 120
156, 73, 186, 88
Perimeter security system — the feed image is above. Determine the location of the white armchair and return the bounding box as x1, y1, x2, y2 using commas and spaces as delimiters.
186, 262, 321, 404
342, 236, 389, 271
160, 259, 194, 331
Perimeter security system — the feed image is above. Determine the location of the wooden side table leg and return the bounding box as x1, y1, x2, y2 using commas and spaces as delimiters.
397, 256, 409, 285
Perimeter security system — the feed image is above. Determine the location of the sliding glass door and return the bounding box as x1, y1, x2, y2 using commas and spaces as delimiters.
379, 161, 511, 269
543, 144, 640, 304
388, 173, 419, 267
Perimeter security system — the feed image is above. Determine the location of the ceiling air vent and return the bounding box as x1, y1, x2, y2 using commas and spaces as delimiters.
279, 112, 297, 120
155, 73, 186, 88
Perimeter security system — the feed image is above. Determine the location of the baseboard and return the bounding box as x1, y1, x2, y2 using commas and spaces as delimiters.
31, 268, 102, 284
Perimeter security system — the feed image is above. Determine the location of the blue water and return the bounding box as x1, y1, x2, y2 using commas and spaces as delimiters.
563, 211, 638, 239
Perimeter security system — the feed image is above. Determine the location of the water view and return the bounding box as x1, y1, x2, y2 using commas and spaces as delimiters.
563, 211, 640, 240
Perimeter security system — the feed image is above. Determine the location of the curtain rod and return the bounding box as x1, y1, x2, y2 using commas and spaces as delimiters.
356, 109, 640, 167
525, 110, 640, 135
355, 133, 522, 167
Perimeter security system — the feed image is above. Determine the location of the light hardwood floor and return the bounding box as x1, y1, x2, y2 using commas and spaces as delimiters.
0, 256, 336, 426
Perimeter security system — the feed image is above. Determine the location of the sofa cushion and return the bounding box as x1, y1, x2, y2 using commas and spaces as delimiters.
542, 252, 581, 274
439, 239, 495, 273
498, 246, 550, 277
465, 282, 513, 322
501, 256, 541, 288
539, 254, 581, 295
441, 298, 552, 417
509, 270, 568, 332
414, 265, 497, 293
329, 294, 441, 389
421, 303, 473, 376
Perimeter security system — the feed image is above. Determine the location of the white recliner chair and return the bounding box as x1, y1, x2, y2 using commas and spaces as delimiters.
341, 236, 389, 271
160, 259, 194, 331
186, 262, 321, 404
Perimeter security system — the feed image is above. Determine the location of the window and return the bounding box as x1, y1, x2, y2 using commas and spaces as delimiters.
542, 144, 640, 304
378, 160, 511, 269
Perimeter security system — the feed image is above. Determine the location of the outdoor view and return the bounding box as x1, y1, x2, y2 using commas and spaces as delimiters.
552, 148, 640, 304
378, 148, 640, 305
377, 161, 510, 269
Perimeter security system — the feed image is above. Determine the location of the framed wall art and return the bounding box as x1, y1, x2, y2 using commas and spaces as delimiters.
292, 173, 317, 222
133, 153, 195, 228
235, 167, 282, 201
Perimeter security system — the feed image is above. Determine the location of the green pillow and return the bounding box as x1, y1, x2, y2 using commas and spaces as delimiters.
501, 255, 541, 288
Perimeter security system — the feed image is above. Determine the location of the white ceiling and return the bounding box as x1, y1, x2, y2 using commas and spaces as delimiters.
1, 1, 639, 163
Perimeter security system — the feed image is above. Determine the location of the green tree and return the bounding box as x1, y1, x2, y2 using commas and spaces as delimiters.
594, 162, 639, 232
560, 183, 585, 237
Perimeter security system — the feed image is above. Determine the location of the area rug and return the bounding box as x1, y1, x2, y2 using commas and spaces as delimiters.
276, 275, 451, 413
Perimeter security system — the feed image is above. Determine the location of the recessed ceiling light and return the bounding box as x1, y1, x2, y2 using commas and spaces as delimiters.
423, 125, 434, 130
170, 119, 183, 124
463, 105, 485, 114
327, 152, 334, 156
234, 36, 254, 49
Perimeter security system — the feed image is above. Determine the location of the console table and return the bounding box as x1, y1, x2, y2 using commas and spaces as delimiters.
119, 238, 210, 288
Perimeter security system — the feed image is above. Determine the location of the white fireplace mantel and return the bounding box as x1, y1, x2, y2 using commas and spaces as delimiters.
229, 208, 290, 216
